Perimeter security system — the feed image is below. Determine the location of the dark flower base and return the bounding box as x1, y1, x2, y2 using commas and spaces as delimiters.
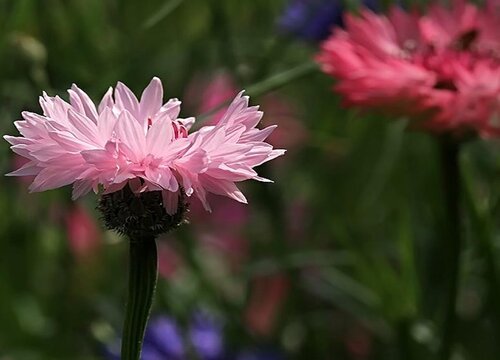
98, 185, 188, 239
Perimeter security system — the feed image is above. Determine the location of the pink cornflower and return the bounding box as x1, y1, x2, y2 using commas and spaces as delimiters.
317, 1, 500, 136
5, 78, 285, 214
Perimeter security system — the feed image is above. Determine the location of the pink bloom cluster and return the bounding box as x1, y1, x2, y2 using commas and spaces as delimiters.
5, 78, 284, 213
317, 1, 500, 136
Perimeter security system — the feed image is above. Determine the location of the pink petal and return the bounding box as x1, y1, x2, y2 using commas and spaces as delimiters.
4, 135, 32, 146
29, 168, 81, 192
31, 145, 70, 162
98, 87, 114, 114
176, 168, 194, 196
97, 107, 118, 144
72, 180, 93, 199
6, 161, 40, 177
199, 175, 248, 204
67, 109, 99, 144
158, 98, 181, 120
140, 77, 164, 121
47, 130, 90, 152
115, 82, 140, 118
81, 149, 116, 169
68, 84, 98, 122
146, 114, 174, 155
175, 149, 208, 173
218, 91, 248, 126
162, 190, 179, 215
114, 110, 146, 160
177, 117, 195, 130
241, 125, 277, 142
145, 167, 179, 192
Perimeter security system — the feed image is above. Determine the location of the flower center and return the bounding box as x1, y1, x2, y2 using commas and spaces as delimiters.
141, 154, 160, 169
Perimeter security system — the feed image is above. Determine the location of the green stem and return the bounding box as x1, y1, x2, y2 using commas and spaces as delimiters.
246, 61, 318, 98
121, 237, 158, 360
437, 139, 461, 360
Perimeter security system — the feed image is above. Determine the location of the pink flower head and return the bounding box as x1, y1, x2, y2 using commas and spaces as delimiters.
5, 78, 285, 214
317, 1, 500, 137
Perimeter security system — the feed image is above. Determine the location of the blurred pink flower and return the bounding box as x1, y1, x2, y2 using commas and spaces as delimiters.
190, 193, 250, 230
317, 1, 500, 137
193, 72, 238, 126
187, 72, 308, 149
345, 324, 372, 359
5, 78, 284, 212
189, 194, 250, 266
286, 198, 311, 243
157, 241, 183, 280
260, 94, 308, 150
244, 274, 290, 337
200, 233, 250, 269
182, 72, 309, 270
65, 205, 101, 260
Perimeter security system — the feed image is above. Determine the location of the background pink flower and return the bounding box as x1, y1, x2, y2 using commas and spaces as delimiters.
65, 204, 101, 261
260, 94, 308, 150
185, 72, 238, 126
317, 1, 500, 137
157, 241, 184, 280
244, 274, 290, 337
187, 71, 308, 150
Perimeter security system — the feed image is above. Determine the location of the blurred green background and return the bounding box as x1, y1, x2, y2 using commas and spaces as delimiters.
1, 0, 500, 359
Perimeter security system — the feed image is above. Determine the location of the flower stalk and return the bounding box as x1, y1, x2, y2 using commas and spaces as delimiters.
437, 139, 462, 360
98, 187, 186, 360
121, 237, 158, 360
3, 76, 284, 360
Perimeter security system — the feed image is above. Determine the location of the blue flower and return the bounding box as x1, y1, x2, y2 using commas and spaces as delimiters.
189, 312, 225, 360
106, 312, 225, 360
278, 0, 378, 42
142, 316, 186, 359
105, 312, 286, 360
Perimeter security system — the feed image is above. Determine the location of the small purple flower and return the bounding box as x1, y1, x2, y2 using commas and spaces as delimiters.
105, 312, 286, 360
278, 0, 378, 42
190, 312, 225, 359
143, 317, 186, 359
106, 313, 225, 360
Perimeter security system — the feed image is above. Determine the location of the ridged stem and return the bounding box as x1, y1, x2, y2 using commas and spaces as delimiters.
121, 237, 158, 360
